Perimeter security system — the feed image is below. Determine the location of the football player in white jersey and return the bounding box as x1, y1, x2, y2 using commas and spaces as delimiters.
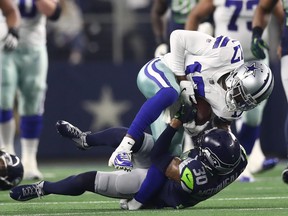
185, 0, 283, 182
0, 0, 61, 180
108, 29, 274, 172
250, 0, 288, 183
0, 0, 20, 53
0, 0, 21, 151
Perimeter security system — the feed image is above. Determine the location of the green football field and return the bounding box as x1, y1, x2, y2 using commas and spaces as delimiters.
1, 161, 288, 216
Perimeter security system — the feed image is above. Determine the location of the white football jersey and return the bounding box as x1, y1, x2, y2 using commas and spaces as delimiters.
0, 10, 8, 42
162, 30, 244, 120
213, 0, 269, 61
14, 0, 47, 46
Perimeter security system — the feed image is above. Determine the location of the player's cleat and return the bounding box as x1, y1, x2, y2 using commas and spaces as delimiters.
259, 158, 279, 173
56, 120, 91, 150
282, 166, 288, 184
249, 158, 279, 174
237, 168, 255, 183
109, 151, 133, 171
10, 181, 45, 201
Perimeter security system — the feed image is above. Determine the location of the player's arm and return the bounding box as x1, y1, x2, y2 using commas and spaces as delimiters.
251, 0, 279, 59
151, 0, 168, 45
0, 0, 20, 29
185, 0, 214, 30
35, 0, 62, 21
252, 0, 279, 30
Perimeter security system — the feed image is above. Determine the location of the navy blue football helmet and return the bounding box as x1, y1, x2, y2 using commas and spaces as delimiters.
0, 151, 24, 190
199, 128, 242, 175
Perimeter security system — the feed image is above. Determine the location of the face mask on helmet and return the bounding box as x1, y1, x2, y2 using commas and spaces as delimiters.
225, 61, 274, 112
199, 128, 242, 175
0, 151, 23, 190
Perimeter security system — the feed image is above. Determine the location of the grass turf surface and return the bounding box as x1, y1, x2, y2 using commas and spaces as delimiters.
1, 161, 288, 216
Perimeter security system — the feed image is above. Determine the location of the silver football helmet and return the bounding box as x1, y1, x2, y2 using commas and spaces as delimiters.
225, 61, 274, 111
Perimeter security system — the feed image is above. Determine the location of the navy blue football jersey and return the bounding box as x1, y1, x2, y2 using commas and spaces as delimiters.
150, 147, 247, 209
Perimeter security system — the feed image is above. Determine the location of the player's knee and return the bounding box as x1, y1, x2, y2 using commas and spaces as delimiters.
115, 174, 142, 195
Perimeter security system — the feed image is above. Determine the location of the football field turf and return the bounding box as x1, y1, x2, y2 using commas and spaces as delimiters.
1, 161, 288, 216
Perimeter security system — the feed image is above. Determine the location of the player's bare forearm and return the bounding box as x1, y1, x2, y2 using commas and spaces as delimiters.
35, 0, 60, 18
165, 157, 181, 182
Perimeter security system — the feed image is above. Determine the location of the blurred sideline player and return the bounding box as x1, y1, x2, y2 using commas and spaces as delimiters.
0, 0, 62, 180
0, 0, 20, 149
250, 0, 288, 183
151, 0, 213, 57
185, 0, 283, 182
10, 112, 248, 210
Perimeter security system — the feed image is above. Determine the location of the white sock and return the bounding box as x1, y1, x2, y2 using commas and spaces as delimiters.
128, 198, 143, 210
281, 55, 288, 102
247, 139, 265, 173
21, 138, 39, 172
0, 119, 16, 154
115, 136, 135, 152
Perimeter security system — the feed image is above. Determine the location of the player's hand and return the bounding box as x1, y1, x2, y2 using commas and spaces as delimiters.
251, 37, 269, 60
4, 28, 19, 51
183, 120, 209, 137
174, 103, 197, 123
154, 43, 168, 57
180, 80, 197, 105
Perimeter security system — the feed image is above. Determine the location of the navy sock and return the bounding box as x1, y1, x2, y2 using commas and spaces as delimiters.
43, 171, 96, 195
85, 127, 143, 153
237, 124, 260, 155
134, 164, 166, 204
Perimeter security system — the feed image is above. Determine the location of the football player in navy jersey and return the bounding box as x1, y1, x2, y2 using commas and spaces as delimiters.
185, 0, 283, 182
9, 106, 247, 210
250, 0, 288, 183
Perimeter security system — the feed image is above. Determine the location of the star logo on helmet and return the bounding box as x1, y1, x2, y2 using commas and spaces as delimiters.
247, 63, 258, 74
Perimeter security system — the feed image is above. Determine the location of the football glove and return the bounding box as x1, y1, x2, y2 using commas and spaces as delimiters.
174, 103, 197, 123
180, 80, 197, 105
183, 120, 209, 137
251, 27, 268, 60
4, 28, 19, 51
154, 43, 169, 57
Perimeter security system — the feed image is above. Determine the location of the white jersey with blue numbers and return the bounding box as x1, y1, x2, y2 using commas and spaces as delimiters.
162, 30, 244, 120
213, 0, 269, 61
14, 0, 47, 46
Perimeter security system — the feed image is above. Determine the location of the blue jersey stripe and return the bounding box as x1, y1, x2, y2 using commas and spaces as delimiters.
220, 37, 230, 47
213, 36, 223, 49
144, 58, 172, 88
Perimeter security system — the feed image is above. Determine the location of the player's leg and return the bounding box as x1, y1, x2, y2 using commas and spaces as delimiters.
0, 51, 18, 154
18, 46, 48, 180
10, 169, 147, 201
108, 58, 180, 170
280, 32, 288, 183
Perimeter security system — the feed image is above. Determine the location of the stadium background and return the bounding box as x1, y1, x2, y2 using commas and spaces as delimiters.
13, 0, 287, 161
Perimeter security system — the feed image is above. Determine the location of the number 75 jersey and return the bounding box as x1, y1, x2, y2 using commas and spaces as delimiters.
213, 0, 267, 61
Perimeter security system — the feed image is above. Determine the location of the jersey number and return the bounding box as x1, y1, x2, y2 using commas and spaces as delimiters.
231, 44, 244, 63
192, 167, 208, 185
18, 0, 37, 18
225, 0, 259, 31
